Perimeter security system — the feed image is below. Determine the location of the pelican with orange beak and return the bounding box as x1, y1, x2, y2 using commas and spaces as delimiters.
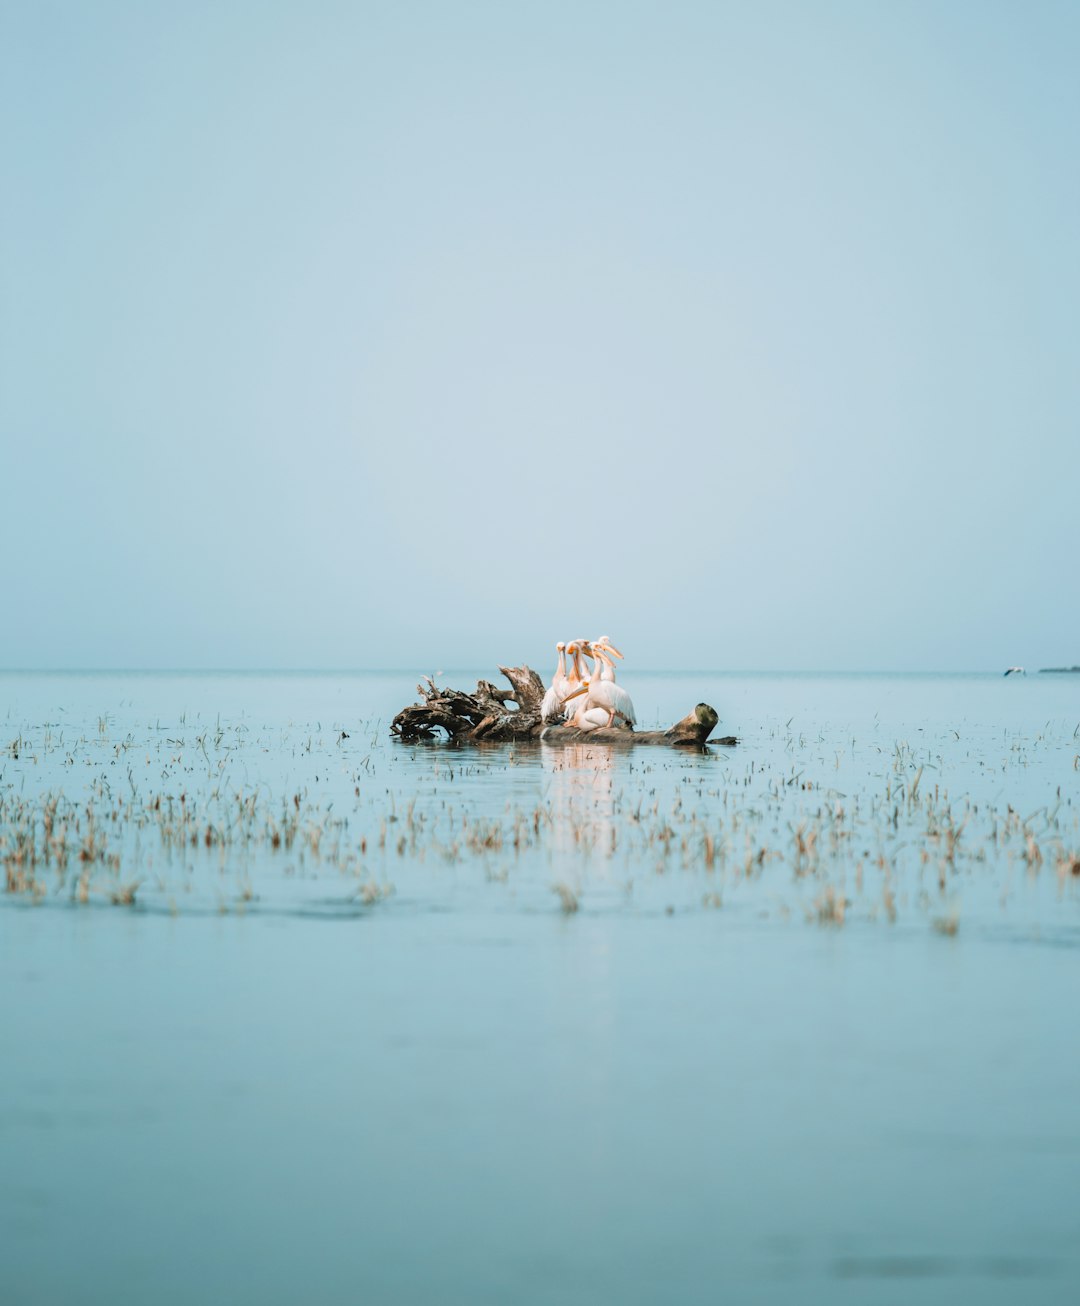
563, 640, 636, 729
544, 640, 589, 724
590, 636, 624, 682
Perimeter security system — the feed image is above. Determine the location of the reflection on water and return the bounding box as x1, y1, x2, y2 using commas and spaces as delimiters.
1, 671, 1079, 1304
541, 739, 620, 877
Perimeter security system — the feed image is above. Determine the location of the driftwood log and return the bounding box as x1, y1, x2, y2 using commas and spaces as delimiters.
391, 665, 737, 748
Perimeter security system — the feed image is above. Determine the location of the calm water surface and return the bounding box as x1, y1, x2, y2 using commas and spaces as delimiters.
2, 670, 1078, 1304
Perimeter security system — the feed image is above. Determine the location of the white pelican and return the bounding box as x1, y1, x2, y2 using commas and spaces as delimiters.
571, 641, 595, 681
548, 641, 588, 724
567, 696, 611, 731
589, 645, 636, 727
563, 652, 611, 731
541, 643, 572, 723
590, 635, 624, 681
565, 644, 636, 729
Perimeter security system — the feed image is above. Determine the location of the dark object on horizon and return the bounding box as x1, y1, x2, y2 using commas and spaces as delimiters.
391, 665, 734, 748
1003, 666, 1025, 676
1039, 666, 1080, 674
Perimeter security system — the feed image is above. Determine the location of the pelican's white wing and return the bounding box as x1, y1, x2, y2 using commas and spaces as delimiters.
542, 672, 577, 723
576, 708, 611, 732
586, 680, 636, 725
608, 683, 636, 725
541, 685, 566, 723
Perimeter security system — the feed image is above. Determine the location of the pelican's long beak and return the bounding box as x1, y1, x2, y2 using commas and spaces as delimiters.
604, 643, 624, 659
563, 684, 588, 702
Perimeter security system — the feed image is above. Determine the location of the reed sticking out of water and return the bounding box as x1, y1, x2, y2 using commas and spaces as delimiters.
553, 882, 579, 914
931, 911, 960, 936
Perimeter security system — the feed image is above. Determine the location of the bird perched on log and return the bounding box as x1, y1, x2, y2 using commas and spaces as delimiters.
541, 643, 571, 723
563, 640, 636, 729
565, 639, 614, 731
567, 696, 614, 732
543, 640, 590, 723
586, 642, 636, 727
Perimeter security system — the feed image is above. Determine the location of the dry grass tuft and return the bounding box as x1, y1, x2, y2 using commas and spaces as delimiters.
553, 882, 579, 914
814, 886, 847, 926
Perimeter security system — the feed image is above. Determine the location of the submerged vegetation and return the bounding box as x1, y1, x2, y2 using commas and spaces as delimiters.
2, 701, 1078, 931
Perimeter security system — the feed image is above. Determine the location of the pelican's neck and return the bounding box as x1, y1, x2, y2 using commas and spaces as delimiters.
555, 647, 566, 679
569, 648, 582, 684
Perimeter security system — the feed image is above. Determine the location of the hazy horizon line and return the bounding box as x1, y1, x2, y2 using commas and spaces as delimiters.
0, 666, 1065, 677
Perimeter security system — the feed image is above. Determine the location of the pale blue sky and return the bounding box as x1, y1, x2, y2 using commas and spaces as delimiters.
2, 0, 1077, 670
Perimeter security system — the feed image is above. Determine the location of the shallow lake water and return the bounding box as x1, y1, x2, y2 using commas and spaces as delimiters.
2, 670, 1079, 1304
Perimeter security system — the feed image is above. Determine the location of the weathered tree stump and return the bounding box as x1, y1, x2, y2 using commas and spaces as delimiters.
391, 666, 737, 748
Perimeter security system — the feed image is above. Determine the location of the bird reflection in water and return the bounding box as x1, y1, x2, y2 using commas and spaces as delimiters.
541, 740, 627, 902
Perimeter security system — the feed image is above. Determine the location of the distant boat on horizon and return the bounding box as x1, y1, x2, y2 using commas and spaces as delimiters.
1038, 665, 1080, 674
